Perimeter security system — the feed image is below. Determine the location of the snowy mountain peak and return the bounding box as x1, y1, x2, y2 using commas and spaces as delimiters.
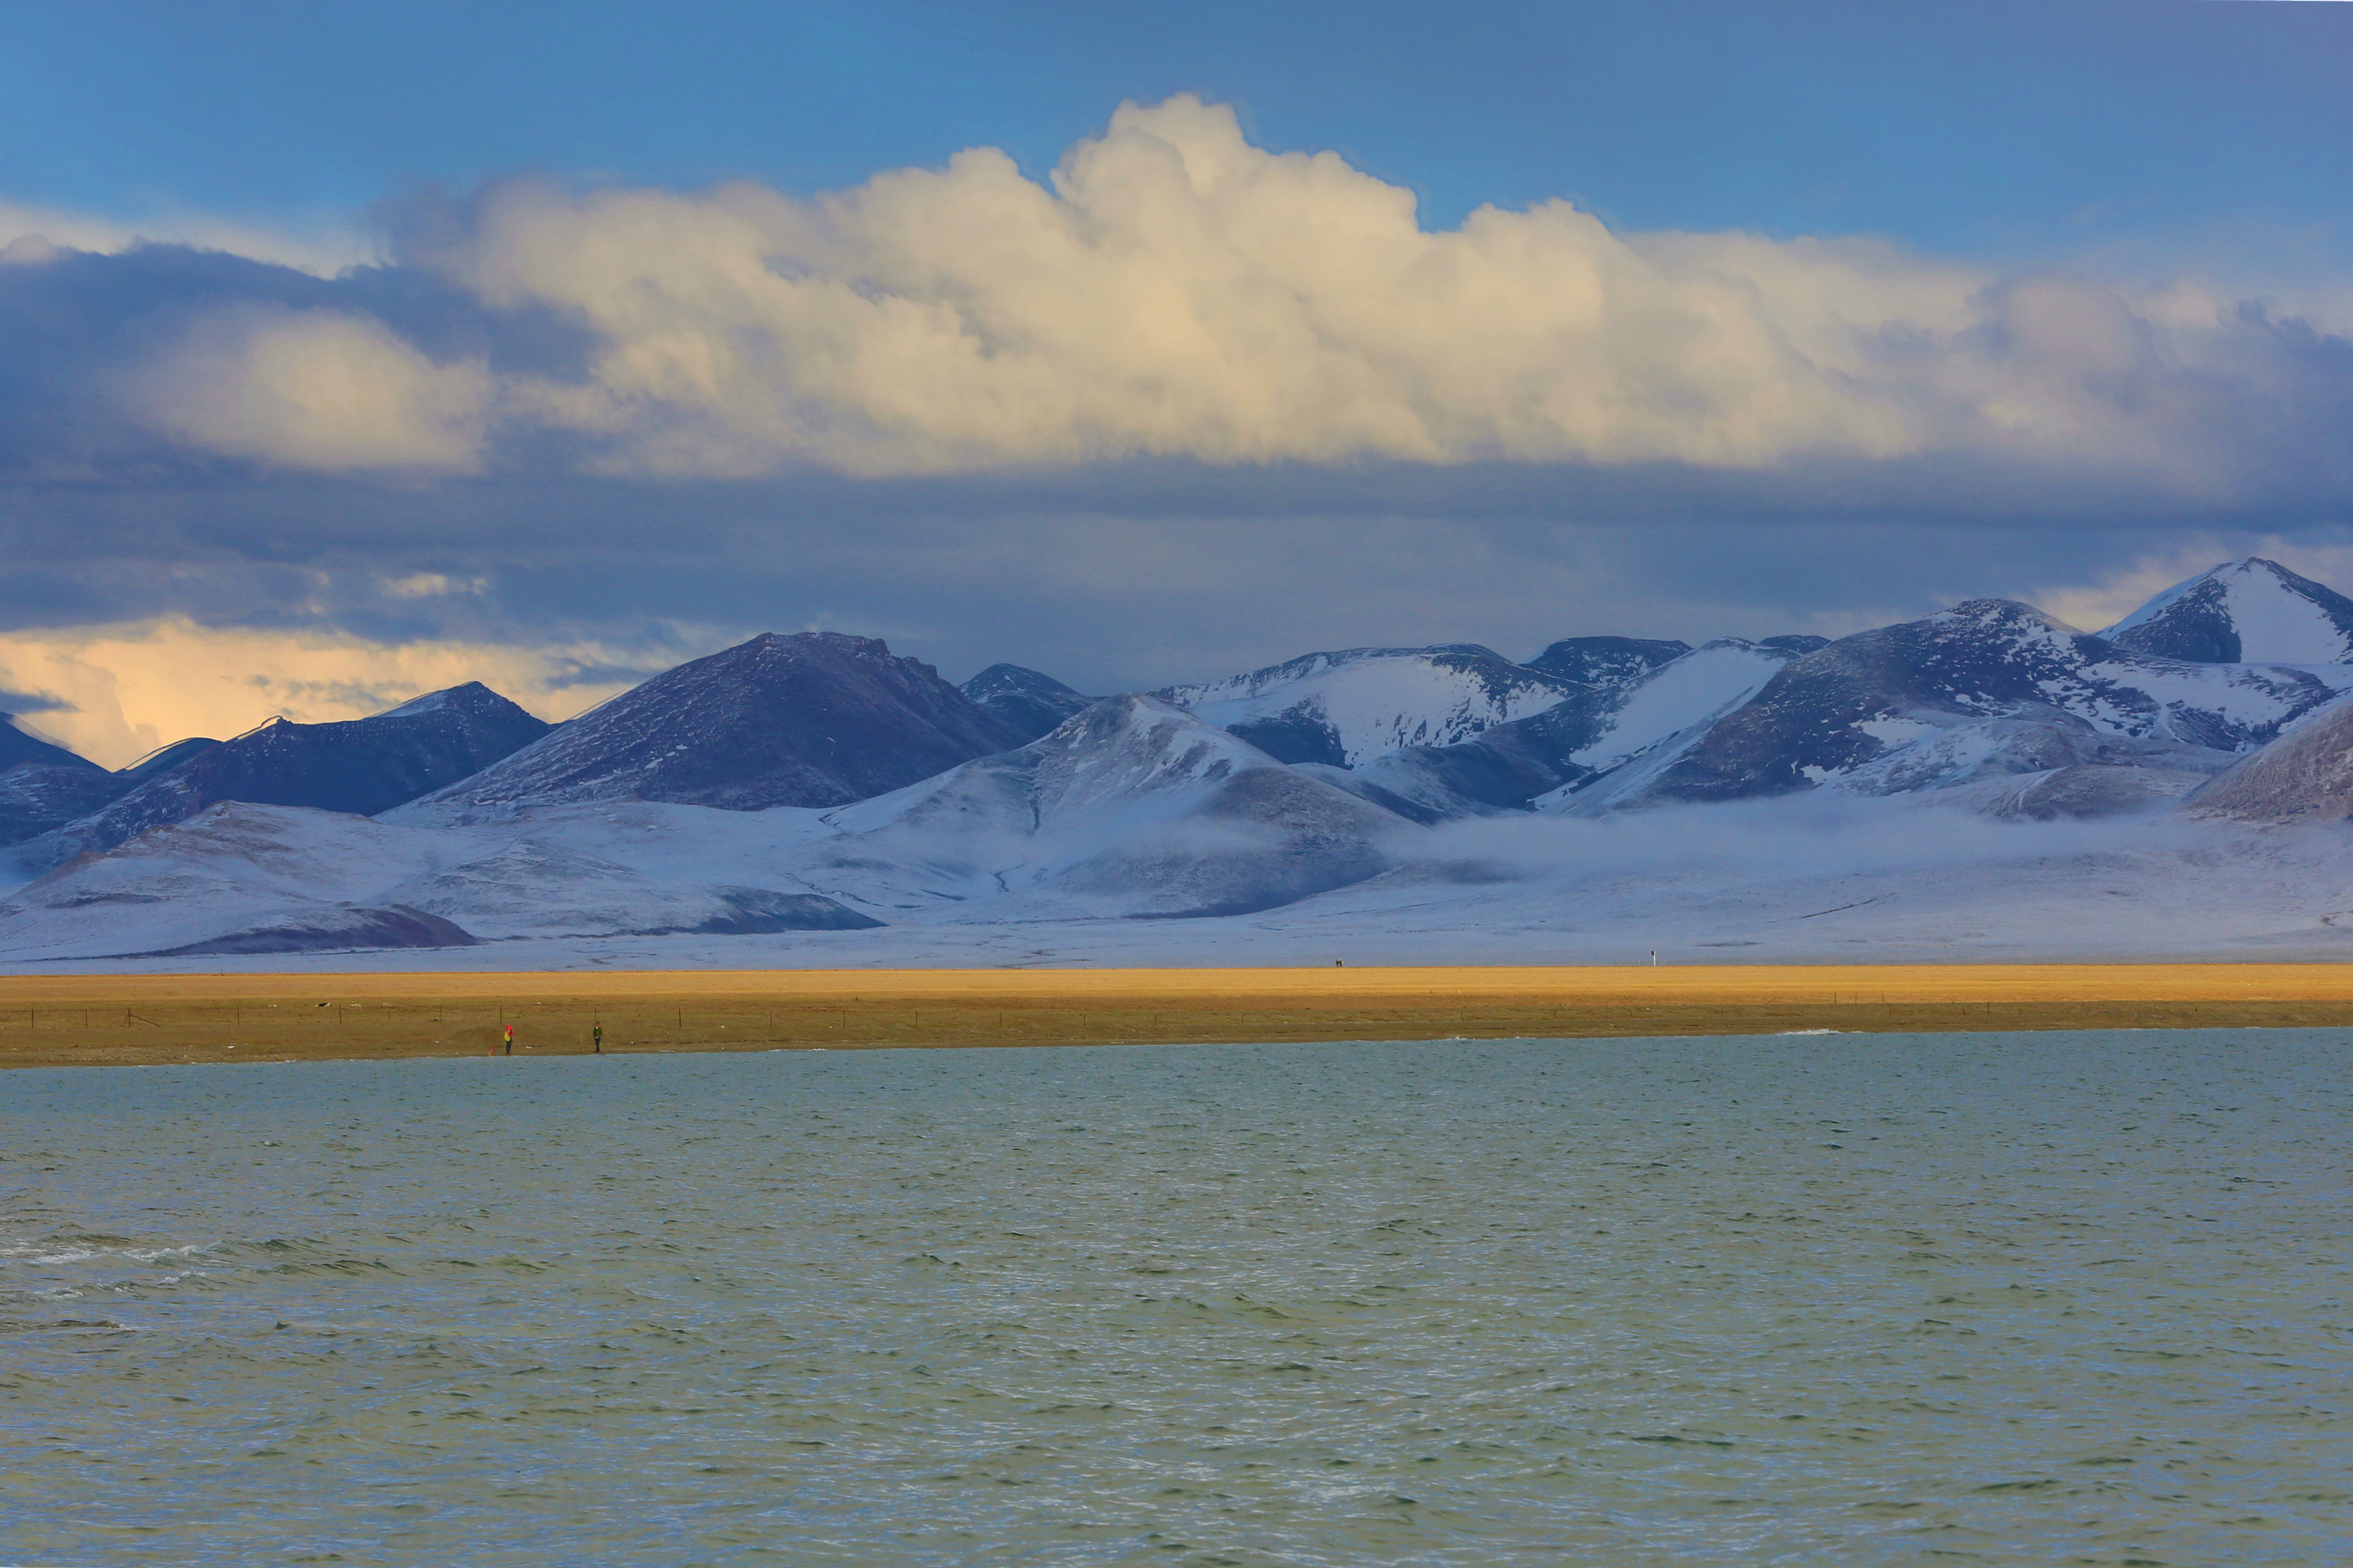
379, 681, 517, 719
2100, 557, 2353, 664
1930, 598, 2088, 636
1604, 594, 2353, 810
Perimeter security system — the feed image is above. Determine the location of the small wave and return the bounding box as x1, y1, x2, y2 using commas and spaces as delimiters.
0, 1238, 215, 1268
1776, 1028, 1843, 1036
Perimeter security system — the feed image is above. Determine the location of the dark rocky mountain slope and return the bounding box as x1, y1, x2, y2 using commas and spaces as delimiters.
411, 632, 1028, 816
0, 733, 226, 848
26, 683, 550, 864
0, 763, 123, 845
0, 713, 97, 773
959, 663, 1093, 743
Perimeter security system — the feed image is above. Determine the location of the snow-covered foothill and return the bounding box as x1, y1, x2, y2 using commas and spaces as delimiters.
803, 695, 1409, 919
2186, 692, 2353, 825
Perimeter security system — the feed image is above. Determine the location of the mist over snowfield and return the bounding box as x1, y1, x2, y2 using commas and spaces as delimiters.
1417, 789, 2208, 887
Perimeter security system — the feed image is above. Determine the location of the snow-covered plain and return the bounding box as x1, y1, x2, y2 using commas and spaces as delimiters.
8, 784, 2353, 975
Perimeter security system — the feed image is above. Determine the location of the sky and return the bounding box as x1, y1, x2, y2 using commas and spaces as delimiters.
3, 0, 2352, 765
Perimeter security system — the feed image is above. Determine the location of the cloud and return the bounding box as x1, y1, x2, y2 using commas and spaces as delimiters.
373, 95, 2343, 493
132, 307, 491, 471
0, 618, 648, 767
1418, 787, 2202, 887
0, 198, 368, 277
412, 96, 1954, 475
1, 95, 2350, 502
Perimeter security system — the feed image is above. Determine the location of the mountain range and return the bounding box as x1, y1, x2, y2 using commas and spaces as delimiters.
12, 556, 2353, 963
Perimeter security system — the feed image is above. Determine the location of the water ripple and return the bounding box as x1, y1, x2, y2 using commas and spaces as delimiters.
2, 1030, 2350, 1565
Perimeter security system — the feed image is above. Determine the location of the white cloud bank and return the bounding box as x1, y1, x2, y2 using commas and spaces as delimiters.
72, 96, 2348, 487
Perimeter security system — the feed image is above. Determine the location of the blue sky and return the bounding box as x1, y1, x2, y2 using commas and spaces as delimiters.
2, 0, 2352, 762
8, 0, 2350, 262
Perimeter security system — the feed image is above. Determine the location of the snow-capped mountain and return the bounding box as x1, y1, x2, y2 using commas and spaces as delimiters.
0, 697, 1410, 957
33, 561, 2353, 966
1317, 639, 1810, 818
804, 695, 1408, 918
408, 632, 1028, 817
19, 683, 551, 867
1610, 598, 2353, 810
1157, 645, 1584, 767
2102, 558, 2353, 664
958, 662, 1093, 742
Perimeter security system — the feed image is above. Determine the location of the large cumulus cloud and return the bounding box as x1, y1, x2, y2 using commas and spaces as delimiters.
8, 95, 2344, 499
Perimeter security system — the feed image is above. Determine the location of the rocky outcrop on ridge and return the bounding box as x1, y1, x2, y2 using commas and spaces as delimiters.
1523, 636, 1691, 689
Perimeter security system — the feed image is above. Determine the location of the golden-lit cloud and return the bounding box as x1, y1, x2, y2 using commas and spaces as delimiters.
0, 619, 637, 769
106, 95, 2326, 492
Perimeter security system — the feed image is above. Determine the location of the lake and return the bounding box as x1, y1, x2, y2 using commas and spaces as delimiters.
5, 1030, 2350, 1565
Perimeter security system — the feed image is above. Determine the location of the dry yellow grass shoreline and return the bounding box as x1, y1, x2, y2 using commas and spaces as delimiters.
3, 964, 2352, 1068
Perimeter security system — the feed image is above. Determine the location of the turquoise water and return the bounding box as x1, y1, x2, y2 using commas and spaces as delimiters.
3, 1030, 2351, 1566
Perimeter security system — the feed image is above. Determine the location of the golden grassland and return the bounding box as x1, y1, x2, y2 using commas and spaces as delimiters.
2, 964, 2352, 1067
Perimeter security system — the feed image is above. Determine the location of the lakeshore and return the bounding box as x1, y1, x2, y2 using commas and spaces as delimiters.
3, 963, 2353, 1067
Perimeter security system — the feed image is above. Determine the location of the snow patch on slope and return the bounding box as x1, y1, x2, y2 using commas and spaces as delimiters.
1160, 646, 1578, 766
1569, 641, 1788, 769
